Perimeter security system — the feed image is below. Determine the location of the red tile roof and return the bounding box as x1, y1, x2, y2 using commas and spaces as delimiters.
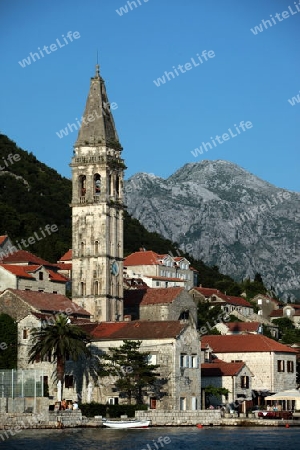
124, 250, 161, 266
270, 309, 300, 317
0, 235, 8, 246
191, 287, 220, 297
202, 360, 245, 377
0, 264, 35, 279
58, 249, 72, 262
47, 269, 68, 283
226, 322, 261, 333
201, 334, 297, 354
2, 289, 90, 317
145, 275, 184, 282
57, 263, 72, 271
0, 264, 67, 283
1, 250, 55, 267
90, 320, 186, 340
124, 287, 184, 306
213, 293, 252, 308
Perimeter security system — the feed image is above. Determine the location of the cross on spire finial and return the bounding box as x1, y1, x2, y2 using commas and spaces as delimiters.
95, 50, 100, 77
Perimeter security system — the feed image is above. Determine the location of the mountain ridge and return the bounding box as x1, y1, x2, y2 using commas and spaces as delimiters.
125, 160, 300, 300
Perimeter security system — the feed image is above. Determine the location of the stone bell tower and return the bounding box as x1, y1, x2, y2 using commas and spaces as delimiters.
70, 64, 125, 322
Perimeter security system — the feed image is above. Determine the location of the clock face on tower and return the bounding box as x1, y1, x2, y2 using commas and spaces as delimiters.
111, 260, 119, 276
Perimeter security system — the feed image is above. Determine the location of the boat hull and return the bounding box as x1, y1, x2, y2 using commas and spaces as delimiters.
102, 419, 150, 429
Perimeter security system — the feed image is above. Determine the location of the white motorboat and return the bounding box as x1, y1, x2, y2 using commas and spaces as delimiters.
102, 418, 150, 429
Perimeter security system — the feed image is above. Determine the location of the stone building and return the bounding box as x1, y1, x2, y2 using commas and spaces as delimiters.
124, 250, 195, 290
124, 287, 197, 325
202, 334, 297, 404
0, 250, 67, 295
201, 359, 253, 408
83, 320, 201, 410
70, 65, 125, 322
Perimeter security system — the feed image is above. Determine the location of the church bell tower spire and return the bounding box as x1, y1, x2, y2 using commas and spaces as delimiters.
70, 64, 125, 322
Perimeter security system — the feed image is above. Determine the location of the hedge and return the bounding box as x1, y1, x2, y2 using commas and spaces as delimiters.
80, 402, 148, 418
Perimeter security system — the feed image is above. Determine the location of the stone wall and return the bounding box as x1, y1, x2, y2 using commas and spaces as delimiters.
215, 351, 297, 392
0, 397, 49, 415
135, 409, 221, 426
140, 290, 197, 325
0, 290, 31, 321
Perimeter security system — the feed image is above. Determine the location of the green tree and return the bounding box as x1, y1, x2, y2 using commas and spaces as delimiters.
0, 314, 17, 369
197, 301, 224, 332
272, 317, 300, 344
28, 315, 91, 400
204, 384, 230, 407
103, 340, 160, 405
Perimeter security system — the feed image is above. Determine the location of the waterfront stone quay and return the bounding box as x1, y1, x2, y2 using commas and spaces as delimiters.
1, 410, 300, 431
135, 410, 300, 427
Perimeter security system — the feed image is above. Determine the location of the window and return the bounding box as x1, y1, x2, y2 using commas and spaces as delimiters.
192, 355, 198, 368
148, 354, 157, 365
80, 282, 86, 296
156, 281, 160, 286
94, 174, 101, 194
23, 329, 28, 340
108, 397, 118, 405
79, 175, 86, 197
287, 361, 294, 373
95, 241, 99, 254
277, 360, 285, 372
39, 272, 43, 281
180, 397, 186, 411
65, 375, 74, 389
80, 242, 85, 256
257, 299, 262, 305
180, 354, 189, 368
240, 376, 249, 389
191, 397, 198, 410
53, 291, 58, 294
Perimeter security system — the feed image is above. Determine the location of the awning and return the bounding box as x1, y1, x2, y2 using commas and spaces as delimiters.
265, 389, 300, 401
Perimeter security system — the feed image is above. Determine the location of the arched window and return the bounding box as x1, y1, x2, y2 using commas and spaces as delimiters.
80, 242, 85, 256
94, 174, 101, 194
116, 175, 120, 196
80, 282, 86, 296
109, 174, 112, 196
94, 281, 99, 295
79, 175, 86, 197
95, 240, 99, 254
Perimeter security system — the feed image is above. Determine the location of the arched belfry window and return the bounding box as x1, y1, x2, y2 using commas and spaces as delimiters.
116, 175, 120, 196
94, 174, 101, 194
109, 174, 112, 196
79, 175, 86, 197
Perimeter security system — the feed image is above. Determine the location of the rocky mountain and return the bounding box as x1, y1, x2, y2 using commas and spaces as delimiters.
125, 160, 300, 301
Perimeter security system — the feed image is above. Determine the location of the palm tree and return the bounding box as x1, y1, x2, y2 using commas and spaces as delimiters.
28, 314, 91, 401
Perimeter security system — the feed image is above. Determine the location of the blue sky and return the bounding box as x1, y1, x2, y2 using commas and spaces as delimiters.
0, 0, 299, 191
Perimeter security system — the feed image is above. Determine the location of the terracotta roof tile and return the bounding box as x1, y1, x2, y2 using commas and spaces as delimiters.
58, 250, 72, 262
124, 250, 161, 266
2, 289, 90, 317
226, 322, 261, 333
2, 250, 55, 267
90, 320, 186, 340
213, 293, 252, 308
0, 235, 8, 246
202, 360, 245, 377
202, 334, 297, 354
47, 269, 68, 283
0, 264, 35, 279
191, 287, 221, 297
124, 287, 184, 307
